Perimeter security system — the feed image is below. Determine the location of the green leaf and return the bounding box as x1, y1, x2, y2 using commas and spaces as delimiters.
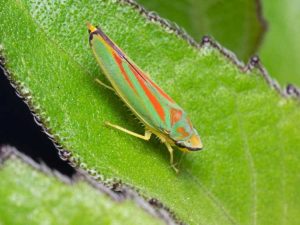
259, 0, 300, 85
136, 0, 266, 61
0, 0, 299, 224
0, 149, 164, 225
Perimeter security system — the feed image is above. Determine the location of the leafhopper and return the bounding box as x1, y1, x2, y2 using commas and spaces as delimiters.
87, 23, 203, 172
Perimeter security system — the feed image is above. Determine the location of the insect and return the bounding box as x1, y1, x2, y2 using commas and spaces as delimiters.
87, 22, 203, 172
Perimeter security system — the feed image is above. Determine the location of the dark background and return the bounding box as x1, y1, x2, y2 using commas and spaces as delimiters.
0, 67, 75, 176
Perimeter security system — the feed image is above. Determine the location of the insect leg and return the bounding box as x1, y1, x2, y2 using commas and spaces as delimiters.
165, 143, 179, 173
95, 78, 115, 92
105, 121, 151, 140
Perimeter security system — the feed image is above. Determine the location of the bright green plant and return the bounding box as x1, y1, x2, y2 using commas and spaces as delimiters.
136, 0, 266, 61
0, 0, 299, 224
259, 0, 300, 85
0, 151, 163, 225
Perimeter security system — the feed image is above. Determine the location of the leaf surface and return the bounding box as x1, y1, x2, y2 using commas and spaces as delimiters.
0, 0, 299, 224
259, 0, 300, 85
0, 150, 163, 225
136, 0, 266, 60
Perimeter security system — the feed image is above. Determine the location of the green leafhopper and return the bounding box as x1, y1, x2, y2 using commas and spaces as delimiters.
87, 23, 203, 172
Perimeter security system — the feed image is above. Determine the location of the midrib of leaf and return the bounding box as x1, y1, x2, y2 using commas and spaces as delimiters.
234, 93, 257, 225
277, 108, 287, 225
234, 91, 289, 225
185, 170, 238, 224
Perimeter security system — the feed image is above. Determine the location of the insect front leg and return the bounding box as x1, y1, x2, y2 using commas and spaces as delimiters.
95, 78, 115, 92
105, 121, 152, 140
165, 143, 179, 173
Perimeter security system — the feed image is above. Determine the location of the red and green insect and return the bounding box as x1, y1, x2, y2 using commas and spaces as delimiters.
87, 23, 203, 172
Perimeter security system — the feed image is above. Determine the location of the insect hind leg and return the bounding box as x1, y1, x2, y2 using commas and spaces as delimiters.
105, 121, 151, 140
95, 78, 115, 92
165, 143, 179, 173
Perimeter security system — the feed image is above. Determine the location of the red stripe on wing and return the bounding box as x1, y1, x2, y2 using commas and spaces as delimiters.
113, 52, 137, 93
121, 57, 175, 104
129, 65, 166, 122
136, 67, 175, 103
